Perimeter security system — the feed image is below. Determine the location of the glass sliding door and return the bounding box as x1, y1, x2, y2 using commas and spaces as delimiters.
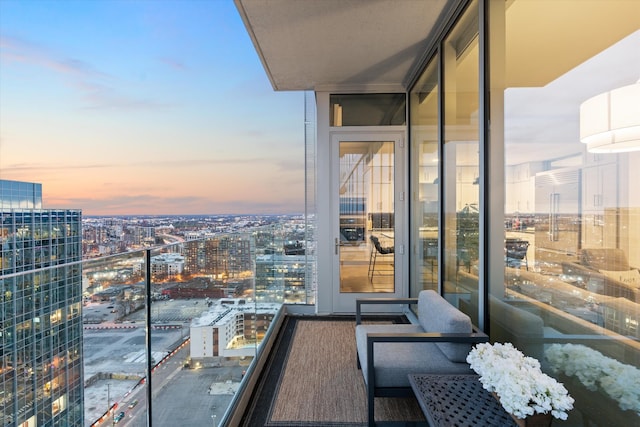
442, 0, 480, 323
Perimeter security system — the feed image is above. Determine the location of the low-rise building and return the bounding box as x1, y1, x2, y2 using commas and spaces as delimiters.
190, 298, 280, 361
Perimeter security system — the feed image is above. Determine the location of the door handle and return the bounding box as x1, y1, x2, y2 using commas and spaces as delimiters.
335, 238, 339, 255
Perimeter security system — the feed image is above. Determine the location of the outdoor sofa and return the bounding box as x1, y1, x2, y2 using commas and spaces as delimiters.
355, 290, 489, 426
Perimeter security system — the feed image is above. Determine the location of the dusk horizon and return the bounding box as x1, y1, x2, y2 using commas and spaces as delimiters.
81, 212, 304, 218
0, 1, 305, 216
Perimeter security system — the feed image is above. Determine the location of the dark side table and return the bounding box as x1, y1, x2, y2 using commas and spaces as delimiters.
408, 374, 518, 427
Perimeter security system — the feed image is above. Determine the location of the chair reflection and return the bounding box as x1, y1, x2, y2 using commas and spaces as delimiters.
505, 238, 529, 270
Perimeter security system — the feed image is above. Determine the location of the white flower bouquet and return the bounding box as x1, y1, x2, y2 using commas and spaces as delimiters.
467, 342, 574, 420
546, 343, 640, 414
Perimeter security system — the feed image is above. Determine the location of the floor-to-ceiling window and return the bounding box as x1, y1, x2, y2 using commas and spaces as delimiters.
410, 1, 639, 424
409, 0, 480, 324
491, 1, 640, 425
441, 0, 480, 323
410, 58, 440, 296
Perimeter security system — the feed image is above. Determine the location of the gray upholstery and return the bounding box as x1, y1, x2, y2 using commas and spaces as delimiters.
355, 290, 488, 427
360, 340, 473, 387
355, 290, 477, 387
417, 290, 473, 362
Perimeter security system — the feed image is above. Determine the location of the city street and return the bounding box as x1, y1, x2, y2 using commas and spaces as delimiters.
84, 298, 246, 426
90, 344, 244, 427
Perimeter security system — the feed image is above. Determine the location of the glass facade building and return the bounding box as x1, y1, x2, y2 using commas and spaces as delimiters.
0, 180, 43, 211
1, 180, 83, 427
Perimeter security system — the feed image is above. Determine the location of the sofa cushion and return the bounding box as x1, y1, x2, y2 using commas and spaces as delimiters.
356, 324, 422, 365
417, 290, 473, 362
355, 323, 473, 388
581, 248, 629, 271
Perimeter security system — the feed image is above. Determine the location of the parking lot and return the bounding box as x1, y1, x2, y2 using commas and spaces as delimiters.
126, 298, 211, 323
83, 301, 120, 324
83, 298, 245, 426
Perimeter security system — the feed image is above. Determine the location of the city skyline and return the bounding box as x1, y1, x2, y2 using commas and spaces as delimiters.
0, 0, 305, 216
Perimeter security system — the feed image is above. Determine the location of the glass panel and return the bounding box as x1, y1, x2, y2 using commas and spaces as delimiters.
330, 94, 406, 126
494, 0, 640, 425
77, 229, 290, 426
339, 141, 395, 292
410, 58, 440, 297
442, 0, 480, 322
82, 251, 149, 427
304, 91, 318, 305
0, 219, 296, 427
148, 238, 261, 427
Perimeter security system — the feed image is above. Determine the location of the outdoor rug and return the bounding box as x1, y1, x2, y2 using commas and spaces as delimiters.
241, 316, 425, 426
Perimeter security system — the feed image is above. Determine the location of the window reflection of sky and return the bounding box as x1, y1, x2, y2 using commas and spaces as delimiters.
505, 30, 640, 165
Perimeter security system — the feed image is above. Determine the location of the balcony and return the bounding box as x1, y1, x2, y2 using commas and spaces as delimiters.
3, 221, 640, 427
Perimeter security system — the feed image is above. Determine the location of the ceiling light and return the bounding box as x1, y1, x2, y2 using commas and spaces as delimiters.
579, 81, 640, 153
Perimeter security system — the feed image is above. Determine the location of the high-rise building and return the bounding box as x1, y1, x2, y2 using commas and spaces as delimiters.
131, 225, 156, 246
0, 180, 43, 211
184, 235, 253, 278
0, 179, 83, 427
255, 254, 306, 303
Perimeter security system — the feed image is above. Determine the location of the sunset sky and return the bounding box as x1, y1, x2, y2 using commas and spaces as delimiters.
0, 0, 304, 216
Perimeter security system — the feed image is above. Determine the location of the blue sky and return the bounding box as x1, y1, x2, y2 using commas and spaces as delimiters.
0, 0, 305, 215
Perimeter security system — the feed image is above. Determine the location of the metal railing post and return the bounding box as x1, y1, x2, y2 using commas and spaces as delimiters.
145, 249, 153, 427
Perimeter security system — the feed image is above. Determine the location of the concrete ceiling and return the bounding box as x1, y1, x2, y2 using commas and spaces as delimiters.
235, 0, 640, 166
235, 0, 454, 92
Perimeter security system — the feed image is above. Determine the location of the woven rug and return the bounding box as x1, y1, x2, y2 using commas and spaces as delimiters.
242, 316, 424, 426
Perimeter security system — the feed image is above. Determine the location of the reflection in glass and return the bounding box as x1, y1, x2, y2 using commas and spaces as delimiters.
497, 0, 640, 424
410, 58, 440, 297
442, 0, 480, 324
330, 94, 406, 126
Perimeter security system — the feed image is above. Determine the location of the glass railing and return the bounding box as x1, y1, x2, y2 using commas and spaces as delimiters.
1, 224, 313, 427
